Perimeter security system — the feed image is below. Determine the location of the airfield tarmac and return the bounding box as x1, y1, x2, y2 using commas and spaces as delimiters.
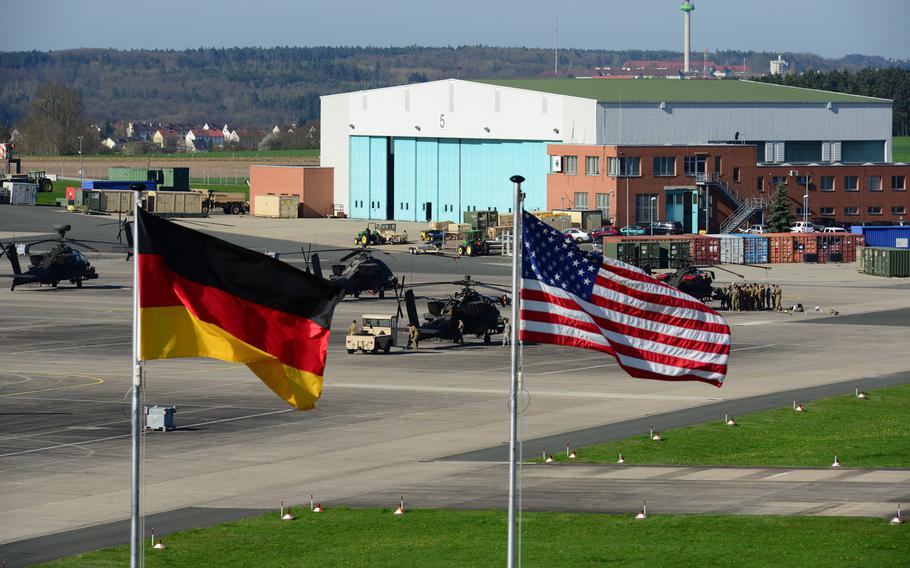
1, 207, 910, 564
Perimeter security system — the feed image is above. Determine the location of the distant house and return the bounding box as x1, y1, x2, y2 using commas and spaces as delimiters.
184, 129, 225, 151
271, 123, 297, 134
153, 129, 180, 148
102, 137, 118, 150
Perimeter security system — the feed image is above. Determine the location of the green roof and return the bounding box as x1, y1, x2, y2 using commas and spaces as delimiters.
474, 79, 889, 104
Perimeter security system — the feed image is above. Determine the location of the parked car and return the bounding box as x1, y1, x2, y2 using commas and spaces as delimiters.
564, 228, 592, 243
743, 224, 767, 234
821, 226, 849, 233
620, 225, 647, 236
590, 225, 620, 240
790, 221, 818, 233
648, 221, 684, 235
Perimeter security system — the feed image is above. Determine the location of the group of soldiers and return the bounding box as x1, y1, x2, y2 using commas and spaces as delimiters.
718, 283, 783, 312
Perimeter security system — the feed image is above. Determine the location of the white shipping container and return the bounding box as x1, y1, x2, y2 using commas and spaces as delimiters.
9, 182, 37, 205
716, 234, 744, 264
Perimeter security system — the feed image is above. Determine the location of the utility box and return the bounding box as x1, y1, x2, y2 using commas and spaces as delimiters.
145, 405, 176, 431
5, 182, 37, 205
254, 194, 299, 218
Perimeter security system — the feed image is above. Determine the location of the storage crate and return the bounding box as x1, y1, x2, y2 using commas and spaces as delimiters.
254, 194, 299, 218
147, 190, 203, 215
99, 190, 134, 213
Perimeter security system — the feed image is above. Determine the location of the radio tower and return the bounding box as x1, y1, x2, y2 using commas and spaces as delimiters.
680, 1, 695, 74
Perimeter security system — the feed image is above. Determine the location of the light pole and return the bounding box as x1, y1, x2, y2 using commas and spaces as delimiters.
649, 196, 657, 235
803, 173, 810, 227
78, 136, 84, 183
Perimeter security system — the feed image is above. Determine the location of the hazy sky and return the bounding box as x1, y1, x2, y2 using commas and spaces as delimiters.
1, 0, 907, 59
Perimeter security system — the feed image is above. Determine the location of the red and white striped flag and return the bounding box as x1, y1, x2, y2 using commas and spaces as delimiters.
519, 211, 730, 386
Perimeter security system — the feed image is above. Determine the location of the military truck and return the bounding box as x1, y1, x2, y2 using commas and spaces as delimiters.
345, 314, 398, 354
377, 223, 408, 244
192, 188, 249, 215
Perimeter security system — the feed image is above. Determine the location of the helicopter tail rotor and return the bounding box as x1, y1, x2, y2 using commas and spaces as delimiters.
312, 253, 323, 280
404, 289, 420, 328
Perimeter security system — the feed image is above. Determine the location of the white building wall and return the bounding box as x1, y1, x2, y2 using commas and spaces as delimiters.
600, 102, 892, 154
320, 79, 595, 209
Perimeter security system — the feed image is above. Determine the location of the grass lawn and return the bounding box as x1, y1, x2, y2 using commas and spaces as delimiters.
544, 385, 910, 468
37, 508, 907, 567
893, 136, 910, 163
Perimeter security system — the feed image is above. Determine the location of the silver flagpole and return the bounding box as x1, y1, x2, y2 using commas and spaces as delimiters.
507, 175, 524, 568
130, 187, 144, 567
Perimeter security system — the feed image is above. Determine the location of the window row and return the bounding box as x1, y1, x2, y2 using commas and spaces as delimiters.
573, 192, 611, 216
758, 175, 906, 192
813, 206, 907, 216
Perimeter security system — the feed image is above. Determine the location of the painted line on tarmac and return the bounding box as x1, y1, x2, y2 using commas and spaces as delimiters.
4, 342, 131, 356
764, 471, 791, 479
328, 382, 719, 401
0, 408, 297, 458
0, 375, 105, 398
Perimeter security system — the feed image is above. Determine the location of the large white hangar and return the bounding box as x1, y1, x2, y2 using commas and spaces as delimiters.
320, 78, 892, 222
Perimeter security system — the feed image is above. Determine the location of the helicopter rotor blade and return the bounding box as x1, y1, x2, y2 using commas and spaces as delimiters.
67, 239, 100, 252
339, 250, 361, 262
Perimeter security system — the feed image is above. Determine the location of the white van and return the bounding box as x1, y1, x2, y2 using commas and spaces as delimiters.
790, 222, 817, 233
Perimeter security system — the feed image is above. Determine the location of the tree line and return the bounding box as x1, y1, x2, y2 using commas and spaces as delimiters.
754, 68, 910, 136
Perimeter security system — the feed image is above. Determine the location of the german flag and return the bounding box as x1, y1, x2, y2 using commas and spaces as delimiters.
138, 208, 343, 410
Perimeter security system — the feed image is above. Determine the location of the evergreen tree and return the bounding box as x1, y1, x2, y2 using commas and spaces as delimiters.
766, 183, 794, 232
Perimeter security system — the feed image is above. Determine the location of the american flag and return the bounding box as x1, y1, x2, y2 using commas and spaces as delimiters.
519, 211, 730, 386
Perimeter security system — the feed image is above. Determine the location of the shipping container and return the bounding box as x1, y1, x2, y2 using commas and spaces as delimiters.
147, 190, 204, 215
690, 236, 720, 264
856, 246, 867, 273
463, 210, 499, 232
866, 247, 910, 277
602, 241, 639, 264
107, 167, 190, 190
82, 190, 101, 211
533, 212, 572, 232
6, 182, 37, 205
741, 234, 769, 264
98, 190, 133, 213
254, 194, 298, 218
82, 180, 156, 191
717, 235, 745, 264
851, 226, 910, 249
551, 209, 604, 231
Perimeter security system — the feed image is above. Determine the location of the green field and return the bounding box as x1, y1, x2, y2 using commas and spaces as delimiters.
38, 508, 907, 567
894, 136, 910, 163
23, 149, 319, 161
543, 385, 910, 468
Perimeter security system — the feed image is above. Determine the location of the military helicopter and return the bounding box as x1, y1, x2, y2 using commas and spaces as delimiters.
403, 275, 508, 344
301, 245, 399, 299
1, 224, 100, 290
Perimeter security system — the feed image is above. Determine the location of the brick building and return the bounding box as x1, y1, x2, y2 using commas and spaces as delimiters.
547, 143, 909, 231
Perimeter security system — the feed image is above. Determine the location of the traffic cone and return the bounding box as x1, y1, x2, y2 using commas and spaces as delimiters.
617, 452, 625, 464
394, 496, 405, 516
635, 500, 648, 520
831, 452, 841, 468
724, 412, 737, 426
890, 504, 903, 525
311, 494, 324, 513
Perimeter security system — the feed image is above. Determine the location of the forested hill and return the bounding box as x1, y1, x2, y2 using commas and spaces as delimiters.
0, 46, 907, 129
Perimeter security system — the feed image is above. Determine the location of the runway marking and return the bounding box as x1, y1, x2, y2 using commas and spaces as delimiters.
0, 408, 297, 458
327, 382, 720, 401
732, 343, 776, 351
482, 262, 512, 267
764, 472, 790, 479
4, 341, 131, 355
0, 375, 105, 398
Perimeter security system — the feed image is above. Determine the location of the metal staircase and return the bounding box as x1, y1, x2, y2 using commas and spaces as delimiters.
696, 173, 767, 234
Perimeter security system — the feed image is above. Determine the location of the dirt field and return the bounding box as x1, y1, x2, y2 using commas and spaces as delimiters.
18, 155, 320, 183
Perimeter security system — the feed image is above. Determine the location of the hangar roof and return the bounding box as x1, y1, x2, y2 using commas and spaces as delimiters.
474, 78, 889, 104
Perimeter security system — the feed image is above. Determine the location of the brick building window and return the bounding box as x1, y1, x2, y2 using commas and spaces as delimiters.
891, 206, 906, 216
796, 207, 808, 217
771, 175, 787, 188
893, 176, 906, 191
585, 156, 599, 176
820, 176, 835, 191
733, 167, 741, 182
820, 207, 835, 216
756, 176, 764, 192
868, 206, 882, 216
635, 193, 658, 225
653, 157, 675, 176
609, 157, 640, 177
595, 193, 610, 219
845, 207, 859, 216
574, 192, 589, 209
869, 176, 882, 191
564, 156, 578, 175
683, 156, 706, 176
844, 176, 859, 191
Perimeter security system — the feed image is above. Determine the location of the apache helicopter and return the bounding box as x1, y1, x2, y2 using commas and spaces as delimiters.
1, 224, 100, 290
300, 245, 399, 299
403, 275, 508, 344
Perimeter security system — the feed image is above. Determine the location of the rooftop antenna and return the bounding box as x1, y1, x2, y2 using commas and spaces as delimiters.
681, 0, 695, 74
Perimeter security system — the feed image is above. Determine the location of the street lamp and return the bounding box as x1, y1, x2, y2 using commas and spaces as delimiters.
649, 196, 657, 234
803, 173, 810, 227
77, 136, 84, 183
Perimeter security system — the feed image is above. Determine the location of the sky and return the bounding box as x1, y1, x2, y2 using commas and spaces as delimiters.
1, 0, 908, 60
